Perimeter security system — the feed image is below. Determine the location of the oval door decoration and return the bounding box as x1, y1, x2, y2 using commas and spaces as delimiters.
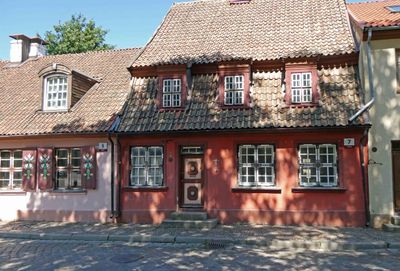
187, 185, 199, 201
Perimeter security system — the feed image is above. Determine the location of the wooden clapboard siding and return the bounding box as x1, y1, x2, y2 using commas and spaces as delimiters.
71, 71, 97, 107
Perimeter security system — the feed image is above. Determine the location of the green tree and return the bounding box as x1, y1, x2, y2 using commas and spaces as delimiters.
44, 14, 115, 55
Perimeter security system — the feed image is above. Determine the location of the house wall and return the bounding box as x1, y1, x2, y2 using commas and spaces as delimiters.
0, 135, 113, 222
359, 38, 400, 227
120, 129, 366, 226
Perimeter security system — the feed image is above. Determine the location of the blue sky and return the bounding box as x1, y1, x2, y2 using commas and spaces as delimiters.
0, 0, 370, 60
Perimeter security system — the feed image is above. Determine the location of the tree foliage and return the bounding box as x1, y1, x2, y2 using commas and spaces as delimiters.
44, 14, 115, 55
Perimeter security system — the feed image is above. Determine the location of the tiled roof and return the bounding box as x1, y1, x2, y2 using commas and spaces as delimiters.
118, 65, 367, 133
131, 0, 356, 67
347, 0, 400, 28
0, 48, 141, 136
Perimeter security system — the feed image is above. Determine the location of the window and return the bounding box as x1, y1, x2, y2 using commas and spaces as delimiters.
238, 145, 275, 187
44, 75, 68, 111
291, 72, 312, 103
224, 75, 244, 105
162, 79, 181, 107
386, 5, 400, 12
130, 146, 163, 187
55, 148, 82, 190
298, 144, 338, 187
0, 150, 22, 190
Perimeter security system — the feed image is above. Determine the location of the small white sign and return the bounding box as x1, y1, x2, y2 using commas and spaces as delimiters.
344, 138, 355, 147
97, 142, 108, 152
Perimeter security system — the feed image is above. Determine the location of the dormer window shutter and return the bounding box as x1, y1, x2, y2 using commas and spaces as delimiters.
38, 148, 54, 191
80, 146, 97, 189
22, 150, 37, 191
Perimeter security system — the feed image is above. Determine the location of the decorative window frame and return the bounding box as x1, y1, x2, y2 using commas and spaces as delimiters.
38, 64, 72, 112
129, 146, 164, 187
43, 74, 69, 111
157, 65, 187, 110
285, 63, 319, 105
297, 143, 339, 187
0, 150, 23, 191
237, 144, 276, 187
218, 63, 251, 108
54, 148, 82, 190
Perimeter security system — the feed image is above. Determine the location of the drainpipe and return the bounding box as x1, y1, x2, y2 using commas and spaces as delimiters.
116, 133, 122, 218
349, 28, 375, 123
359, 127, 371, 227
107, 132, 115, 220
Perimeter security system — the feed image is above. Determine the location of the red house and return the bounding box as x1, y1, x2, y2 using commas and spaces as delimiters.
116, 0, 370, 226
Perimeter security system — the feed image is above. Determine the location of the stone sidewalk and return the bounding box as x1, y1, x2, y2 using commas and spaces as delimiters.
0, 221, 399, 251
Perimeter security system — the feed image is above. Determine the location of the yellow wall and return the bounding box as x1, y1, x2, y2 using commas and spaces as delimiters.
359, 38, 400, 227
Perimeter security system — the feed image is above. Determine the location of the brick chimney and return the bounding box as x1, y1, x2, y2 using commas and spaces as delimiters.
9, 34, 47, 63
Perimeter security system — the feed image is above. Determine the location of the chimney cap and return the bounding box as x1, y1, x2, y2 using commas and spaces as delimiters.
9, 34, 48, 45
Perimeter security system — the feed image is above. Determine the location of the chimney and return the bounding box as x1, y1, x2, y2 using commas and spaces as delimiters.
9, 34, 47, 63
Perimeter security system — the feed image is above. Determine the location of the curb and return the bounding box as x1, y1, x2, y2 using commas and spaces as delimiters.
0, 231, 390, 251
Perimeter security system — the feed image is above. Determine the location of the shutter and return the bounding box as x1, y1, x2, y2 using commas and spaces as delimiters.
22, 150, 37, 191
81, 146, 97, 189
38, 148, 54, 190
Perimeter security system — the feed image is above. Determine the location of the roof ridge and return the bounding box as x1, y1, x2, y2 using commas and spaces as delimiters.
347, 0, 400, 5
40, 47, 142, 60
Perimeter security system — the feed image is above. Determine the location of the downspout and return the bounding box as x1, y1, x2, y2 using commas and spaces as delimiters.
107, 132, 115, 220
359, 127, 371, 227
348, 28, 374, 227
116, 133, 122, 218
349, 28, 375, 123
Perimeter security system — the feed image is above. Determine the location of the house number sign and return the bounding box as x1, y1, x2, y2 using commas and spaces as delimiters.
344, 138, 355, 148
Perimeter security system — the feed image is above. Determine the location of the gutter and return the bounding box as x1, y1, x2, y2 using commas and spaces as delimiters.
107, 116, 121, 220
349, 28, 375, 123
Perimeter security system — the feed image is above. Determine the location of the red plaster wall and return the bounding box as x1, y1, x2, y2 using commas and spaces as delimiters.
120, 129, 366, 227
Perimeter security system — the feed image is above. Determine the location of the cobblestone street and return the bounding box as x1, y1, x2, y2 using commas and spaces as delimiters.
0, 238, 399, 271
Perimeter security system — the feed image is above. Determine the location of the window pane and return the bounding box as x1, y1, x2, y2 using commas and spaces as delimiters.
0, 151, 10, 168
71, 149, 81, 168
300, 166, 318, 186
71, 170, 82, 188
13, 151, 23, 168
131, 167, 146, 186
235, 76, 244, 90
225, 76, 234, 90
148, 147, 163, 166
299, 145, 317, 164
45, 75, 68, 110
56, 170, 68, 189
302, 73, 311, 87
163, 80, 172, 93
13, 171, 22, 189
0, 172, 10, 189
132, 147, 146, 166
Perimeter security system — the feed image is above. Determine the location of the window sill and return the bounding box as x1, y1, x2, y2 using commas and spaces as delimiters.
0, 190, 26, 195
219, 105, 251, 110
158, 107, 185, 112
232, 187, 282, 193
37, 109, 70, 114
291, 187, 346, 193
49, 189, 87, 194
123, 186, 168, 192
281, 103, 320, 109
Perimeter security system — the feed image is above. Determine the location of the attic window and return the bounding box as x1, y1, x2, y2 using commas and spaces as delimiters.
44, 75, 68, 111
386, 5, 400, 12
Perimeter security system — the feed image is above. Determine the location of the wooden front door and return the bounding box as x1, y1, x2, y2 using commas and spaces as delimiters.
393, 146, 400, 211
180, 148, 204, 208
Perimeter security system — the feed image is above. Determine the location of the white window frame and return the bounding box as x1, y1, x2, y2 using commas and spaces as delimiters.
130, 146, 164, 187
43, 74, 68, 111
224, 75, 244, 105
162, 79, 181, 107
291, 72, 312, 103
0, 150, 23, 190
55, 148, 82, 190
298, 144, 338, 187
238, 144, 275, 187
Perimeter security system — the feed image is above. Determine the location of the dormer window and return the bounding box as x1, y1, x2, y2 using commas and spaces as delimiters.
285, 63, 318, 105
291, 72, 312, 103
162, 79, 181, 107
44, 75, 68, 111
218, 64, 250, 107
224, 75, 244, 105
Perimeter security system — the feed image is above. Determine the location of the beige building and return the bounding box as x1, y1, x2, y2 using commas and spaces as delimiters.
348, 1, 400, 228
